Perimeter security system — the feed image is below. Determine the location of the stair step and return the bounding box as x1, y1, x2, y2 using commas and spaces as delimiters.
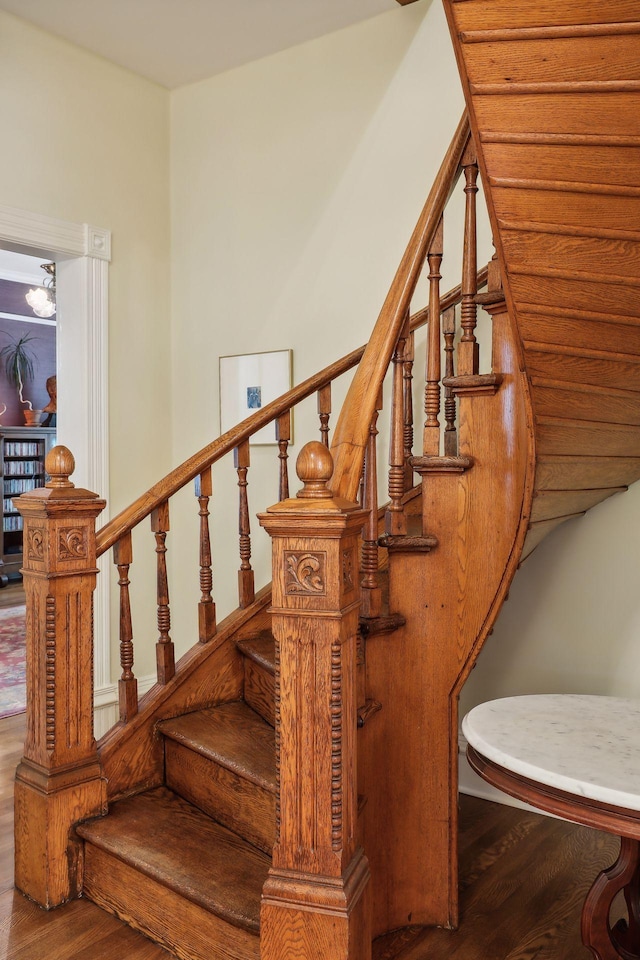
159, 701, 276, 854
77, 787, 267, 960
236, 632, 275, 726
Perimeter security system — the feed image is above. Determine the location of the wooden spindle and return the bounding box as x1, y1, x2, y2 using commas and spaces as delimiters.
458, 143, 480, 375
276, 411, 291, 502
443, 306, 458, 456
360, 389, 383, 618
235, 440, 255, 608
386, 317, 410, 536
151, 501, 175, 684
403, 327, 415, 491
423, 217, 444, 457
318, 383, 331, 447
115, 531, 137, 722
195, 467, 216, 643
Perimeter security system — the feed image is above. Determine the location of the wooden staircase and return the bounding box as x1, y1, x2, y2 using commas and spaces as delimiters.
12, 7, 640, 959
443, 0, 640, 558
77, 641, 280, 960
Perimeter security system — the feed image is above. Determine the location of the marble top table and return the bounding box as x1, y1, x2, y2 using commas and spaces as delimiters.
463, 695, 640, 960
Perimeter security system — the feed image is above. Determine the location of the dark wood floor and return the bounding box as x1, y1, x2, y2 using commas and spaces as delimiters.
0, 582, 24, 610
0, 712, 619, 959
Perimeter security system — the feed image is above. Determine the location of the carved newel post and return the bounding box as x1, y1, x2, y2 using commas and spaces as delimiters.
14, 446, 107, 908
258, 441, 371, 960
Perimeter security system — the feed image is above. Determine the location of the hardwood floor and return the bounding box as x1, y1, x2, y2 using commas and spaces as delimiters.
0, 714, 171, 959
0, 711, 619, 959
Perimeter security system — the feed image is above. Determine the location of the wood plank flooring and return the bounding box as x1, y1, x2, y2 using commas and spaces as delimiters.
0, 712, 620, 959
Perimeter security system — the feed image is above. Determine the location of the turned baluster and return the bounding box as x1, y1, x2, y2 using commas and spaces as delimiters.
360, 389, 383, 618
195, 466, 216, 642
318, 383, 331, 447
235, 439, 255, 608
386, 317, 410, 536
403, 327, 415, 491
423, 217, 444, 457
115, 531, 137, 721
458, 143, 480, 376
152, 501, 175, 684
276, 411, 291, 501
443, 306, 458, 456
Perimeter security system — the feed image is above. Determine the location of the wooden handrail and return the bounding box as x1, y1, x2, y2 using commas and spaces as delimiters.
330, 112, 471, 502
96, 260, 483, 558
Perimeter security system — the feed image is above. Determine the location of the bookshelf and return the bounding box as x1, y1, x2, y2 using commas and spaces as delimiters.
1, 426, 56, 583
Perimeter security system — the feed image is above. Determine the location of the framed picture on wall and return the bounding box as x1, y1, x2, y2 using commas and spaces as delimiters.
219, 349, 293, 445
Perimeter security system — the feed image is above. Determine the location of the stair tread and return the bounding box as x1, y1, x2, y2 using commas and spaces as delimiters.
77, 786, 269, 933
236, 632, 275, 673
159, 701, 276, 792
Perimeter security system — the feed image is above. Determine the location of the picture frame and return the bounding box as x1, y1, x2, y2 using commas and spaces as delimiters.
219, 349, 293, 445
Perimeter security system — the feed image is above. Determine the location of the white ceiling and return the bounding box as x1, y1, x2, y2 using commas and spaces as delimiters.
0, 0, 408, 89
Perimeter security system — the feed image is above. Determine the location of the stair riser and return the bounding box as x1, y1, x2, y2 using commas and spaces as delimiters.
165, 739, 276, 855
83, 844, 259, 960
243, 659, 275, 727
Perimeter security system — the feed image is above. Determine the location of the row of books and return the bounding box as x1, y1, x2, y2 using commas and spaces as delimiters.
4, 460, 43, 476
3, 515, 23, 532
3, 477, 38, 494
4, 441, 43, 457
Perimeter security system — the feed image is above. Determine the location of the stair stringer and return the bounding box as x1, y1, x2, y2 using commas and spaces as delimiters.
358, 304, 536, 936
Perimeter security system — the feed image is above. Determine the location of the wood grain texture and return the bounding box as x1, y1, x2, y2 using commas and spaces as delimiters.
530, 487, 626, 523
531, 378, 640, 426
160, 701, 276, 854
237, 632, 276, 725
78, 787, 269, 934
536, 455, 640, 491
450, 1, 640, 31
82, 844, 259, 960
360, 305, 535, 935
98, 590, 273, 800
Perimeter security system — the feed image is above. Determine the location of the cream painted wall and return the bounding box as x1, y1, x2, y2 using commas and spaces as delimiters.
168, 0, 478, 639
0, 10, 172, 682
461, 481, 640, 714
0, 10, 172, 510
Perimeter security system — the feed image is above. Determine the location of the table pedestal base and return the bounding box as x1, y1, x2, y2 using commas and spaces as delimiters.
583, 837, 640, 960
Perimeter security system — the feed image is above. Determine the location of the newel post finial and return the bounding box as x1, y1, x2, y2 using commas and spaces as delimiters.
45, 444, 76, 488
14, 444, 107, 908
296, 440, 333, 499
258, 441, 372, 960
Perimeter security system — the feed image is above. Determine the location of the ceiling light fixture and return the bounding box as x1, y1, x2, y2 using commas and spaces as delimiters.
25, 262, 56, 319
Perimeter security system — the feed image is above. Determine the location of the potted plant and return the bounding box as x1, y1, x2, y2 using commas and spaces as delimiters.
0, 332, 42, 425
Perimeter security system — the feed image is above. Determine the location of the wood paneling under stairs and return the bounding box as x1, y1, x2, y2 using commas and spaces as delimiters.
0, 715, 621, 960
445, 0, 640, 562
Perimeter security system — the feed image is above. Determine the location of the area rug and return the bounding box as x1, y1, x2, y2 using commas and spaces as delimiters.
0, 604, 26, 719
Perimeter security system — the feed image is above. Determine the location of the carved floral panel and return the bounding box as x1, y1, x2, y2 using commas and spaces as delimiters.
284, 551, 327, 596
58, 527, 88, 561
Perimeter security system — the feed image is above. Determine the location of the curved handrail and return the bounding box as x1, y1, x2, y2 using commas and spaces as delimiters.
97, 113, 473, 557
95, 264, 483, 557
330, 111, 471, 501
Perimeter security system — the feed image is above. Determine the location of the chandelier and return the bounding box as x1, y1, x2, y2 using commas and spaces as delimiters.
25, 262, 56, 319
